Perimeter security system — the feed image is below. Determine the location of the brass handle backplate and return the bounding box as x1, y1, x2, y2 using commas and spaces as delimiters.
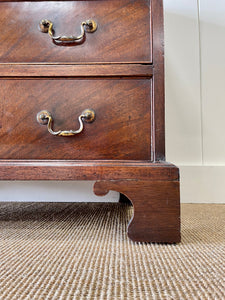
39, 19, 97, 45
37, 109, 95, 137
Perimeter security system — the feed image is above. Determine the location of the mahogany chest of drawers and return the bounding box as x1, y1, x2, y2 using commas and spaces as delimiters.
0, 0, 180, 243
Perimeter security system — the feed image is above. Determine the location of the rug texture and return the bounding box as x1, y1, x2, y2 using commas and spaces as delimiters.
0, 202, 224, 300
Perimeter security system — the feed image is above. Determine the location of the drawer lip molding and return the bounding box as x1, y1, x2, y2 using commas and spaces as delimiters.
0, 64, 153, 78
0, 160, 179, 181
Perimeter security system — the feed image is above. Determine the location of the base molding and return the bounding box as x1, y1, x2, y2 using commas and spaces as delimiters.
0, 160, 181, 242
0, 160, 179, 181
180, 165, 225, 203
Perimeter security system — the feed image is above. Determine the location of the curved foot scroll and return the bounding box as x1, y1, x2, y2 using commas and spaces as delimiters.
94, 179, 180, 243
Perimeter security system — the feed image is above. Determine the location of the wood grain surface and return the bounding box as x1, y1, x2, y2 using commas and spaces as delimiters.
94, 178, 180, 243
0, 160, 179, 181
0, 0, 151, 63
0, 78, 152, 160
151, 0, 165, 160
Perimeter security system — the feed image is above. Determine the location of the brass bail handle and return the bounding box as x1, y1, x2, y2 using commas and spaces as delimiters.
37, 109, 96, 137
39, 19, 97, 44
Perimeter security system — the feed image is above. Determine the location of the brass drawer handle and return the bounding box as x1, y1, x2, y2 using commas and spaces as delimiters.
37, 109, 95, 137
39, 19, 97, 44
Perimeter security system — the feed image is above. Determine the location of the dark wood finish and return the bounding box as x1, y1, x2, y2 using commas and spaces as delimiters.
0, 161, 179, 181
152, 0, 165, 160
0, 0, 180, 243
94, 177, 180, 243
0, 78, 151, 160
0, 64, 153, 78
0, 0, 151, 63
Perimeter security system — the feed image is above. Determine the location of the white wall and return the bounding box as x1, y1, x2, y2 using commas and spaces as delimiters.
165, 0, 225, 203
1, 0, 224, 203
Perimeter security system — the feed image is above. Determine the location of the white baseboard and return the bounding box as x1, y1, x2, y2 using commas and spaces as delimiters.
0, 181, 119, 203
179, 165, 225, 203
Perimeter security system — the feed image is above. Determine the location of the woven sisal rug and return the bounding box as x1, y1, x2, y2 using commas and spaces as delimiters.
0, 202, 224, 299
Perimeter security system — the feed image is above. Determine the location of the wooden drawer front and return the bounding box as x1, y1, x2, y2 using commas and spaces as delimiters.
0, 0, 151, 63
0, 79, 152, 160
